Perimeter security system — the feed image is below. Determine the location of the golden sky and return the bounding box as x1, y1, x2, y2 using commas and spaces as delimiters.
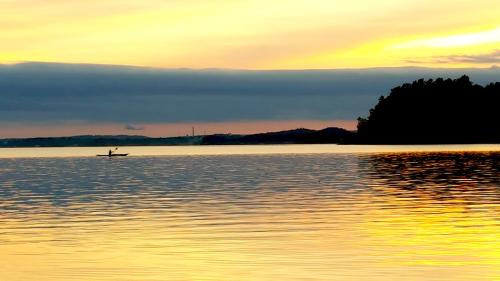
1, 0, 500, 69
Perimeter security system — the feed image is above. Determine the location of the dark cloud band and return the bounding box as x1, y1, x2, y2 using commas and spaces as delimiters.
0, 62, 498, 124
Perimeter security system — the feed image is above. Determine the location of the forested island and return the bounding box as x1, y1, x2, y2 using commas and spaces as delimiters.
1, 75, 498, 147
356, 75, 500, 144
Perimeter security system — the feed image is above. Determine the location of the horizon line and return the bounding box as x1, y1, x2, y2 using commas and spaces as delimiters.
0, 126, 356, 140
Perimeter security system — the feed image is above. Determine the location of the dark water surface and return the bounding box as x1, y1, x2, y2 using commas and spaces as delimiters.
0, 152, 499, 280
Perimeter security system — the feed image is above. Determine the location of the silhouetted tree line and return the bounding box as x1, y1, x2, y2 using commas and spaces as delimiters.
201, 127, 353, 145
357, 76, 500, 144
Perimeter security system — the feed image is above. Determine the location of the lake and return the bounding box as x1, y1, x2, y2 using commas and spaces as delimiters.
0, 145, 499, 281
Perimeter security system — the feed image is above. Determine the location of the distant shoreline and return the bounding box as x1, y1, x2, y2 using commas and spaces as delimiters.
0, 127, 354, 148
1, 126, 500, 148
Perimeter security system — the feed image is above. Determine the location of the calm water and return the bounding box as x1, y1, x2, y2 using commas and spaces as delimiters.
0, 146, 499, 281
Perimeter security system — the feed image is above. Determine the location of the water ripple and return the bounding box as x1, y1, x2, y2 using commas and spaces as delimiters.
0, 152, 499, 280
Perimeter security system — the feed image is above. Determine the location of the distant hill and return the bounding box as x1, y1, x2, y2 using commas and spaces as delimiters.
0, 127, 353, 147
0, 135, 203, 147
356, 76, 500, 144
201, 127, 354, 145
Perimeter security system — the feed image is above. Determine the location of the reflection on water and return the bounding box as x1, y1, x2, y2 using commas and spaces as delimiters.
0, 152, 498, 280
1, 144, 500, 158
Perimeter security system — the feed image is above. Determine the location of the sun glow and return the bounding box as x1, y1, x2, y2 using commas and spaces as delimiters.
392, 27, 500, 49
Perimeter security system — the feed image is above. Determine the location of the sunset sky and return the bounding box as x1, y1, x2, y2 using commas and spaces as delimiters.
2, 0, 499, 69
1, 1, 499, 137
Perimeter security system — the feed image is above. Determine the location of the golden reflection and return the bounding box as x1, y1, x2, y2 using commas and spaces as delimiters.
357, 153, 499, 279
0, 152, 498, 280
0, 144, 500, 158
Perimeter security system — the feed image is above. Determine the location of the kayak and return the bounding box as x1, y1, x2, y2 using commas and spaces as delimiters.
96, 153, 129, 157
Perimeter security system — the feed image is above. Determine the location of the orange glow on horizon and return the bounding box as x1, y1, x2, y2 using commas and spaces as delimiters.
0, 120, 357, 138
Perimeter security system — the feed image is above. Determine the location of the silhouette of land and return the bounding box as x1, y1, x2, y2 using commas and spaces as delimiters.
201, 127, 353, 144
356, 76, 500, 144
0, 128, 354, 147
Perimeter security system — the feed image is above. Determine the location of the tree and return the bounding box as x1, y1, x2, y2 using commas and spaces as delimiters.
356, 76, 500, 144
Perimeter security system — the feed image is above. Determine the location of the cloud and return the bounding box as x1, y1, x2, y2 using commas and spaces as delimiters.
125, 124, 144, 131
442, 50, 500, 64
407, 50, 500, 64
0, 62, 498, 125
392, 28, 500, 49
